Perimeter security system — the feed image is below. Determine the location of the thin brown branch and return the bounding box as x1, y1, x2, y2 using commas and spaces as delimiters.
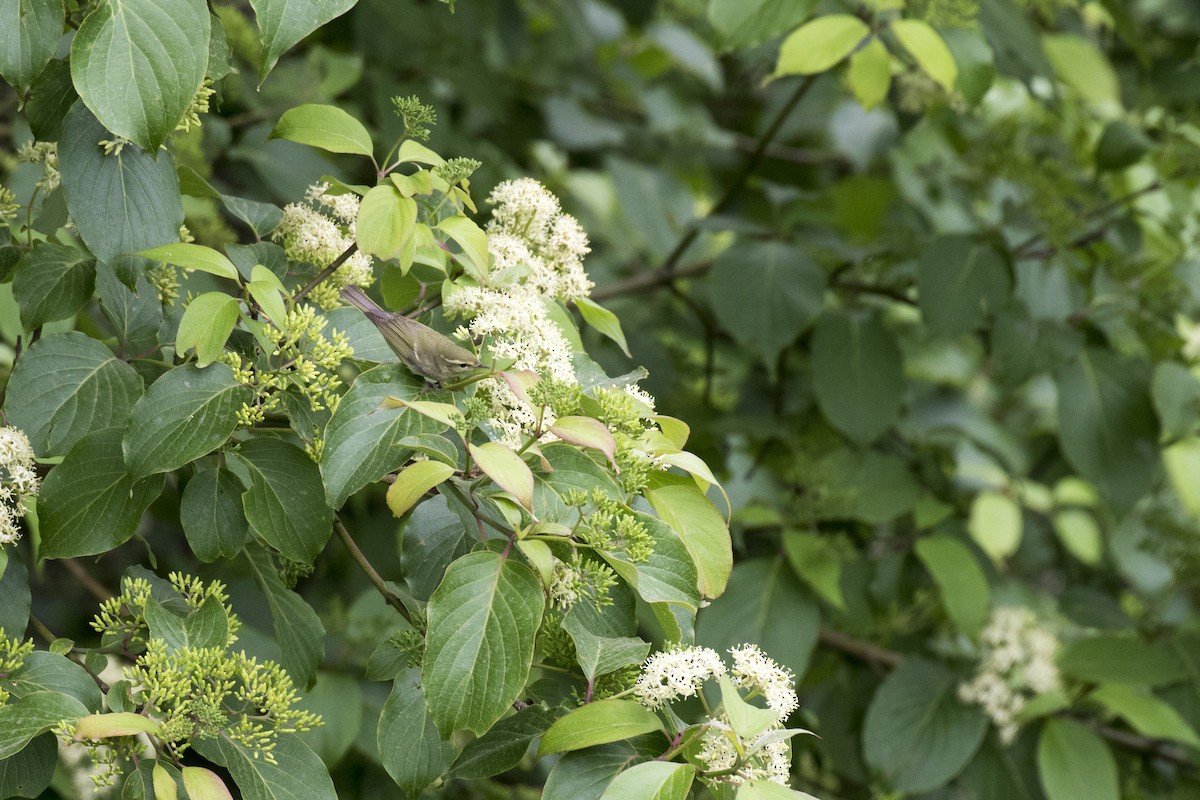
1011, 180, 1164, 259
333, 516, 412, 622
591, 262, 712, 302
61, 558, 115, 602
818, 626, 903, 669
292, 244, 359, 304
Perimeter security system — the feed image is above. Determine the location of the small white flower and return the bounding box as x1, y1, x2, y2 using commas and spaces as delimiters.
0, 426, 39, 545
728, 644, 799, 721
634, 645, 726, 709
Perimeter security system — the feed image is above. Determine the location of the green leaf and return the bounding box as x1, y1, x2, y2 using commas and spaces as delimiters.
696, 559, 819, 683
144, 594, 229, 653
810, 310, 904, 444
12, 243, 95, 330
601, 512, 700, 609
238, 438, 332, 564
181, 767, 234, 800
708, 242, 824, 375
737, 783, 822, 800
401, 494, 474, 600
469, 442, 535, 511
848, 37, 891, 110
539, 700, 663, 756
320, 366, 444, 507
0, 0, 64, 95
139, 243, 239, 281
4, 650, 102, 710
914, 536, 990, 638
422, 552, 545, 735
386, 460, 455, 518
781, 531, 844, 610
598, 761, 694, 800
5, 331, 142, 456
1052, 509, 1102, 565
718, 675, 778, 740
450, 706, 561, 780
862, 658, 988, 793
1153, 362, 1200, 442
1164, 437, 1200, 519
917, 236, 1010, 337
39, 429, 164, 558
69, 0, 208, 151
968, 491, 1022, 562
1090, 684, 1200, 747
575, 297, 631, 357
1042, 33, 1119, 105
1055, 349, 1158, 510
75, 712, 163, 738
396, 139, 444, 166
775, 15, 869, 76
543, 738, 661, 800
58, 101, 183, 263
24, 58, 75, 141
436, 216, 490, 281
560, 610, 650, 682
0, 733, 56, 799
356, 186, 417, 262
94, 263, 162, 355
645, 484, 732, 600
181, 467, 250, 561
122, 363, 251, 479
891, 19, 958, 92
1058, 635, 1187, 687
269, 104, 374, 158
176, 292, 240, 367
245, 546, 325, 689
193, 733, 337, 800
1037, 718, 1118, 800
250, 0, 356, 83
707, 0, 817, 50
549, 416, 617, 468
378, 668, 455, 797
0, 559, 31, 639
0, 692, 87, 758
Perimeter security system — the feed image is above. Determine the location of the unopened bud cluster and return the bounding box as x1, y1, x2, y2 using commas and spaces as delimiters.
0, 426, 39, 544
958, 606, 1061, 743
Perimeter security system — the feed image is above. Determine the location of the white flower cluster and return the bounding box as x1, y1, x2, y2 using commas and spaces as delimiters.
958, 606, 1061, 743
486, 178, 593, 303
697, 731, 791, 786
634, 645, 726, 709
274, 183, 373, 307
0, 427, 39, 544
729, 643, 800, 719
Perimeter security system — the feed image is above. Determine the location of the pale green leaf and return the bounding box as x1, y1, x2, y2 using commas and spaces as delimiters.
1037, 718, 1118, 800
269, 104, 374, 157
437, 216, 490, 281
775, 15, 869, 76
598, 761, 694, 800
138, 243, 238, 281
549, 416, 617, 468
176, 292, 240, 367
645, 484, 732, 599
181, 767, 233, 800
891, 19, 958, 92
1053, 509, 1103, 565
1042, 33, 1119, 105
575, 297, 631, 357
968, 491, 1022, 563
914, 536, 989, 637
386, 460, 455, 518
1090, 684, 1200, 747
74, 712, 162, 739
848, 37, 891, 109
538, 700, 663, 756
469, 442, 535, 511
356, 186, 417, 262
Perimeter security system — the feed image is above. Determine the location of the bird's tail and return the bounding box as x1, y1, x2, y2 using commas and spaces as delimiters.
340, 284, 386, 316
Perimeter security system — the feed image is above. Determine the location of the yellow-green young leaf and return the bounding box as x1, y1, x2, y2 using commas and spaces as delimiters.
849, 37, 891, 109
549, 416, 617, 468
357, 186, 418, 263
386, 460, 455, 518
139, 243, 238, 281
176, 292, 240, 367
247, 266, 287, 329
75, 712, 163, 739
737, 781, 823, 800
1042, 33, 1120, 105
153, 763, 178, 800
384, 397, 461, 429
782, 530, 845, 610
599, 761, 694, 800
391, 170, 434, 198
517, 538, 555, 585
891, 19, 958, 92
469, 442, 535, 511
181, 766, 232, 800
914, 536, 989, 637
1053, 508, 1102, 565
1037, 718, 1119, 800
269, 104, 374, 158
396, 139, 445, 166
1164, 437, 1200, 518
968, 491, 1022, 562
646, 484, 733, 599
775, 15, 869, 76
575, 296, 631, 356
718, 675, 777, 740
538, 699, 664, 756
651, 416, 690, 449
1090, 684, 1200, 747
437, 216, 490, 281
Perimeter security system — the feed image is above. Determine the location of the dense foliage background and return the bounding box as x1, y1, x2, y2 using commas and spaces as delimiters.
5, 0, 1200, 797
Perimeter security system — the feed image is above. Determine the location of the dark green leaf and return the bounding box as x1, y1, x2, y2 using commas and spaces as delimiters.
450, 706, 561, 780
193, 732, 336, 800
94, 262, 163, 355
238, 438, 332, 565
707, 0, 816, 50
11, 244, 94, 329
1037, 718, 1118, 800
250, 0, 356, 82
181, 467, 249, 561
917, 236, 1010, 336
542, 738, 661, 800
378, 668, 455, 797
0, 733, 56, 799
1058, 634, 1187, 686
400, 494, 473, 600
24, 59, 76, 141
4, 651, 103, 711
245, 545, 326, 689
0, 0, 64, 95
811, 310, 904, 444
0, 691, 88, 759
0, 559, 30, 639
294, 672, 363, 767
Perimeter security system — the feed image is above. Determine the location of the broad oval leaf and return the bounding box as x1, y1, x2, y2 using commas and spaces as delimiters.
811, 310, 904, 444
849, 37, 891, 110
269, 104, 374, 158
1057, 635, 1186, 687
967, 491, 1022, 562
538, 700, 663, 756
181, 767, 234, 800
175, 292, 240, 367
245, 545, 325, 689
1037, 718, 1118, 800
377, 668, 455, 798
0, 0, 64, 95
437, 215, 490, 280
58, 101, 183, 263
39, 429, 164, 558
386, 460, 455, 518
70, 0, 209, 151
549, 416, 617, 468
646, 484, 732, 599
775, 15, 869, 76
180, 467, 249, 562
1090, 684, 1200, 748
139, 243, 239, 281
192, 733, 336, 800
5, 331, 142, 456
469, 442, 535, 511
250, 0, 356, 83
12, 243, 96, 330
891, 19, 958, 92
122, 363, 251, 480
917, 236, 1010, 337
0, 691, 88, 759
914, 536, 989, 638
862, 658, 988, 793
357, 185, 417, 262
237, 438, 333, 565
598, 761, 694, 800
422, 551, 545, 735
450, 706, 561, 780
74, 712, 162, 739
